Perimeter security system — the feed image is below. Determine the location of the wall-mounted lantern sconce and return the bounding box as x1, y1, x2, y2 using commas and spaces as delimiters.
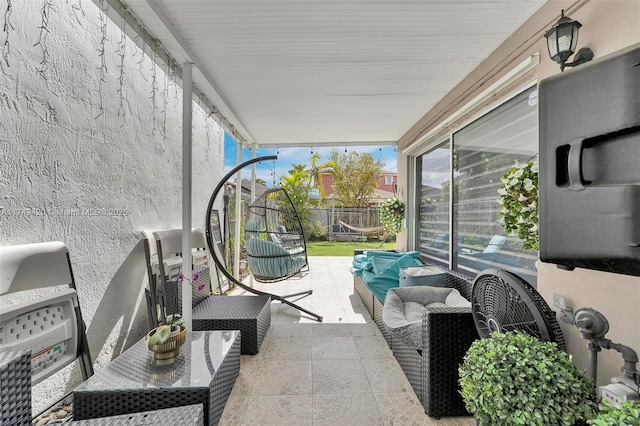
544, 10, 594, 71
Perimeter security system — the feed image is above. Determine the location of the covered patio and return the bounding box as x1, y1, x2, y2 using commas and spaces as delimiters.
2, 0, 639, 424
222, 256, 474, 425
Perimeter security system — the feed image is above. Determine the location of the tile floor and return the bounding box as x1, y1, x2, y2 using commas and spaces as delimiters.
219, 256, 475, 426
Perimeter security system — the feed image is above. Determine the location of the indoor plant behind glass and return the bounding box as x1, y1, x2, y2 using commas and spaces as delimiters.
146, 272, 202, 360
497, 160, 539, 250
380, 196, 405, 235
459, 331, 598, 425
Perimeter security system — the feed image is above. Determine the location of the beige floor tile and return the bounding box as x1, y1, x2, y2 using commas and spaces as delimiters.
355, 335, 394, 359
223, 256, 469, 425
263, 336, 312, 361
363, 356, 414, 394
341, 299, 370, 320
310, 323, 352, 338
348, 322, 383, 337
373, 391, 429, 426
312, 392, 384, 425
251, 359, 312, 395
230, 354, 265, 396
230, 372, 254, 397
271, 302, 305, 322
312, 359, 371, 394
312, 336, 360, 360
219, 395, 249, 426
237, 395, 313, 426
271, 322, 312, 338
305, 297, 348, 323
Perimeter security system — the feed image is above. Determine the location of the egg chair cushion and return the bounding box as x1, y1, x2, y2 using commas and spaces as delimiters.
246, 239, 306, 280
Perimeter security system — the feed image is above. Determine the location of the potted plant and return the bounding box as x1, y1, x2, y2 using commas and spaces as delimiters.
147, 272, 202, 360
380, 196, 405, 235
588, 401, 640, 426
459, 331, 598, 425
497, 160, 538, 250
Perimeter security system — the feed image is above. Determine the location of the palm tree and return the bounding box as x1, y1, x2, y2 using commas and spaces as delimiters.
308, 152, 336, 198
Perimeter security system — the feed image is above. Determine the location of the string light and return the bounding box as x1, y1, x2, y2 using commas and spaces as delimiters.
272, 156, 276, 187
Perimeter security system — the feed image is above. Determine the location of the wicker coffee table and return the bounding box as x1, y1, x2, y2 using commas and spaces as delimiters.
73, 331, 240, 426
71, 404, 204, 425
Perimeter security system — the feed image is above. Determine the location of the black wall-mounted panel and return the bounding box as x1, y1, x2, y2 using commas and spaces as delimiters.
539, 43, 640, 276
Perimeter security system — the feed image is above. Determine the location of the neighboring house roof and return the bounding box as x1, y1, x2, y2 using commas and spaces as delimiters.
241, 179, 269, 196
227, 179, 270, 197
372, 188, 395, 199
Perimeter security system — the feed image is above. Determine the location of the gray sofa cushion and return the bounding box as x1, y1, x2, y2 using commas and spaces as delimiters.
383, 286, 471, 349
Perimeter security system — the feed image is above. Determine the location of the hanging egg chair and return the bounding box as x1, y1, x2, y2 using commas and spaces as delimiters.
245, 187, 309, 282
205, 156, 322, 322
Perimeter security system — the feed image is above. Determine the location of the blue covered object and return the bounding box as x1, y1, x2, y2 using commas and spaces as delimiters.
351, 250, 422, 303
246, 239, 307, 280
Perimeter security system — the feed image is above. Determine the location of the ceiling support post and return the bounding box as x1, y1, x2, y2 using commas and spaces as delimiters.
181, 62, 193, 330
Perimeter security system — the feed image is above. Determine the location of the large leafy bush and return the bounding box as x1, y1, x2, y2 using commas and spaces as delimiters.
459, 331, 598, 425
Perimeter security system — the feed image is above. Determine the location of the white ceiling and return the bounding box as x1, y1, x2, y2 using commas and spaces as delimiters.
109, 0, 546, 148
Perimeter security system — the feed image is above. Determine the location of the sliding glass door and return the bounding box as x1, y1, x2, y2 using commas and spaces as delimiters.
418, 142, 451, 266
418, 88, 539, 285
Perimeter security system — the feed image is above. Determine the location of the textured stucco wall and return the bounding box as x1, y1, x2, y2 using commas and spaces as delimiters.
0, 0, 224, 412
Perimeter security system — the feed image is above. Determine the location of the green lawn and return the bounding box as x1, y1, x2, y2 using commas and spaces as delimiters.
306, 240, 396, 256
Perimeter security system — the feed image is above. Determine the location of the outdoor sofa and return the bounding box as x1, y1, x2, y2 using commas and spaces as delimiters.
351, 250, 479, 418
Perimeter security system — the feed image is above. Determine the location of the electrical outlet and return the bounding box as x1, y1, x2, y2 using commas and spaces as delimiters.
553, 293, 567, 309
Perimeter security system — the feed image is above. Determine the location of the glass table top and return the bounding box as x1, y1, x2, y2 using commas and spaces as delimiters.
74, 330, 239, 391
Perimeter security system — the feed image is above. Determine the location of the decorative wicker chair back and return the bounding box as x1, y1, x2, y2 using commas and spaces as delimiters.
245, 188, 308, 283
144, 228, 212, 323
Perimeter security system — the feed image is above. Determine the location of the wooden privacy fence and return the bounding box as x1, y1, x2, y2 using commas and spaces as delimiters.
310, 207, 382, 241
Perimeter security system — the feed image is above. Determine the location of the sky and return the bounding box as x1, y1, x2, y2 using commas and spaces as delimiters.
224, 132, 398, 187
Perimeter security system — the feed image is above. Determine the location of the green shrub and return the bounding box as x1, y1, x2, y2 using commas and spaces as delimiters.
459, 331, 598, 425
588, 401, 640, 426
308, 220, 328, 241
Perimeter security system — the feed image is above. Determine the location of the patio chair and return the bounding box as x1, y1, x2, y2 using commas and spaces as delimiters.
0, 241, 94, 422
205, 156, 322, 322
353, 259, 479, 418
143, 228, 271, 355
421, 232, 449, 258
143, 228, 211, 329
245, 188, 310, 282
458, 234, 524, 272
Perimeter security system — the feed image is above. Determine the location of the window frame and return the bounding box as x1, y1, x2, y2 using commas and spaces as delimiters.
412, 82, 538, 279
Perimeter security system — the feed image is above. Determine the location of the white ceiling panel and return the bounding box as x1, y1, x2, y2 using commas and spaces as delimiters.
113, 0, 546, 147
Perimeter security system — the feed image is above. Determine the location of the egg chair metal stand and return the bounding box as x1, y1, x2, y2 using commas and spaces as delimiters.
205, 156, 322, 322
